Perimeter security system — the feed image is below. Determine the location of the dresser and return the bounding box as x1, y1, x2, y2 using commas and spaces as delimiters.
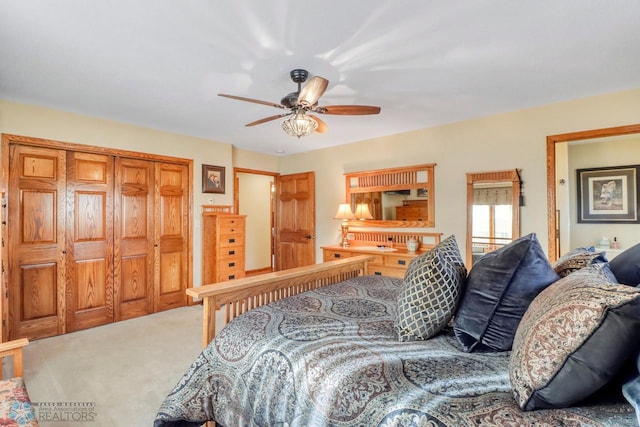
322, 245, 426, 279
202, 212, 246, 283
395, 200, 429, 221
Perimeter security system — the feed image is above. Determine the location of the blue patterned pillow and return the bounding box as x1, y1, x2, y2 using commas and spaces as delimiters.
454, 233, 559, 352
395, 235, 467, 341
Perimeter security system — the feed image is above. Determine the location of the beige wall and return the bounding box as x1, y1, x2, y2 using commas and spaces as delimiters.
280, 88, 640, 261
0, 99, 279, 287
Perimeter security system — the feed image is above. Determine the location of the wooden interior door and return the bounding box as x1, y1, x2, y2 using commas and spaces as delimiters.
8, 145, 66, 339
155, 163, 189, 311
275, 172, 316, 270
114, 158, 155, 320
65, 151, 114, 333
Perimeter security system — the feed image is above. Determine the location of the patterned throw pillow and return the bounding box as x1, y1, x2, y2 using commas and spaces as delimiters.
552, 246, 607, 278
510, 267, 640, 411
395, 235, 467, 341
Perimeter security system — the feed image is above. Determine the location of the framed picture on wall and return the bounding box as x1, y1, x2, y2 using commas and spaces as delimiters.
576, 164, 640, 223
202, 164, 225, 194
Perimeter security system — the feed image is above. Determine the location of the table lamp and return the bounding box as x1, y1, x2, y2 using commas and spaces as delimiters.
354, 203, 373, 220
334, 203, 355, 247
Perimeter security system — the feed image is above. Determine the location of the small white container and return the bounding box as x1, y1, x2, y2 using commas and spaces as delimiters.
406, 238, 419, 252
598, 236, 611, 249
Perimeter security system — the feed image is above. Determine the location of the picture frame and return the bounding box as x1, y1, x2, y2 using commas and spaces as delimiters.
202, 164, 225, 194
576, 164, 640, 223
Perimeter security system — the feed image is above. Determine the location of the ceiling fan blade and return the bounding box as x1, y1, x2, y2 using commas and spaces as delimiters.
245, 113, 291, 127
309, 115, 328, 133
218, 94, 287, 109
315, 105, 381, 115
297, 76, 329, 107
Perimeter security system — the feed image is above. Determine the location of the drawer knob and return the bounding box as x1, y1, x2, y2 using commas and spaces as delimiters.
229, 238, 235, 243
334, 253, 341, 258
398, 260, 406, 265
228, 275, 235, 280
374, 271, 382, 275
229, 250, 235, 255
229, 262, 235, 267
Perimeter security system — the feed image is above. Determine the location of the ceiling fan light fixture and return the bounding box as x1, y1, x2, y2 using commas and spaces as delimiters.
281, 109, 317, 138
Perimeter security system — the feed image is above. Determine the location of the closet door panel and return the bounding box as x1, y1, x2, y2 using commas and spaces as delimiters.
155, 163, 188, 311
114, 158, 155, 320
65, 152, 114, 332
8, 145, 66, 339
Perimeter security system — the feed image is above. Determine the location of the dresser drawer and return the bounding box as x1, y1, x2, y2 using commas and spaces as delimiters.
218, 247, 242, 259
219, 233, 244, 248
384, 255, 413, 269
369, 264, 407, 279
218, 217, 245, 229
395, 206, 428, 221
323, 250, 353, 261
363, 253, 385, 265
217, 266, 244, 281
219, 224, 243, 235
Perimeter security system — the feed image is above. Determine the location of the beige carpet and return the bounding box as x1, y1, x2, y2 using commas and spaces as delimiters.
23, 305, 204, 427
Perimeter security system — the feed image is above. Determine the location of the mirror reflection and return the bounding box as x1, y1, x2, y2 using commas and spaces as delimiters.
346, 164, 435, 228
350, 189, 429, 221
466, 170, 521, 267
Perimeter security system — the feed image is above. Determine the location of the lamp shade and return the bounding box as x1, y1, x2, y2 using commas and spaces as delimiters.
354, 203, 373, 220
334, 203, 355, 220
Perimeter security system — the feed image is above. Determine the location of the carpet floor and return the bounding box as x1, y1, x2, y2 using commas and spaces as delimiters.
23, 305, 204, 427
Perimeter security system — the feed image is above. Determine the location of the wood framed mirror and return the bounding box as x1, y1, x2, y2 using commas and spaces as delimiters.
345, 164, 435, 228
547, 123, 640, 261
466, 169, 521, 267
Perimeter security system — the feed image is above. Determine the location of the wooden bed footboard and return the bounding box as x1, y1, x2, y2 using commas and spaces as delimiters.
187, 255, 375, 347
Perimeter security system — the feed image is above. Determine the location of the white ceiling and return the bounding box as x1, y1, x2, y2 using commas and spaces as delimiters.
1, 1, 640, 156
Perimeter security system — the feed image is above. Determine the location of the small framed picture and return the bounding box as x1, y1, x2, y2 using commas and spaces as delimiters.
202, 164, 225, 194
417, 188, 429, 198
576, 164, 640, 223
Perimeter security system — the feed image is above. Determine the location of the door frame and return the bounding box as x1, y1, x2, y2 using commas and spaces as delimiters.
234, 168, 279, 274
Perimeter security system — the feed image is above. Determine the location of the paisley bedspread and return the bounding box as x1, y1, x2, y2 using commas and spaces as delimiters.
154, 275, 636, 427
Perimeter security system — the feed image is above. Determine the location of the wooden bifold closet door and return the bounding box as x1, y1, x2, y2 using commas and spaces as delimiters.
6, 141, 190, 340
114, 157, 155, 321
65, 151, 115, 333
8, 145, 67, 339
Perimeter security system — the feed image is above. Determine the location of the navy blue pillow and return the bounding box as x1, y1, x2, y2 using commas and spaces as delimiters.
454, 233, 559, 352
609, 242, 640, 286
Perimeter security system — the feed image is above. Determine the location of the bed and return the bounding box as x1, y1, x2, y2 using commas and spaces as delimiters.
154, 248, 639, 427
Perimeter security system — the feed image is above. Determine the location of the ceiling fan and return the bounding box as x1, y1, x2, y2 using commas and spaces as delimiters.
218, 69, 381, 138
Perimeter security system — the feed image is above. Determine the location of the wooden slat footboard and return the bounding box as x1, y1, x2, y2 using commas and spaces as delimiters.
187, 255, 375, 347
